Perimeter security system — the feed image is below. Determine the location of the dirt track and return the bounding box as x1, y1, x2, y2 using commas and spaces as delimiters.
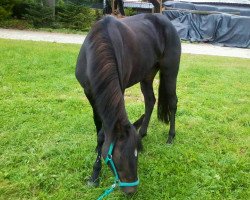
1, 28, 250, 59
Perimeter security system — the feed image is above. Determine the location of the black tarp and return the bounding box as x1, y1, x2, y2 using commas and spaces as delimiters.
163, 1, 250, 48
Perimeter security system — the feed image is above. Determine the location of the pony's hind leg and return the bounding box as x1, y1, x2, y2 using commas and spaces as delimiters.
85, 91, 103, 187
166, 86, 177, 144
158, 52, 180, 144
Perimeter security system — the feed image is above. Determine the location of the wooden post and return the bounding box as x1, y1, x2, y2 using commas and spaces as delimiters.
160, 0, 162, 14
149, 0, 161, 13
112, 0, 115, 13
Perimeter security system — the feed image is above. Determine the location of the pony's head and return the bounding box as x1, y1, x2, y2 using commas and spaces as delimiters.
102, 120, 143, 195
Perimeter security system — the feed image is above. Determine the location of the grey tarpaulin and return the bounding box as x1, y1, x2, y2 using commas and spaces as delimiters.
164, 1, 250, 17
163, 1, 250, 48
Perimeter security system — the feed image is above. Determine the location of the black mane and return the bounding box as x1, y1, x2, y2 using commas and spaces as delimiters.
87, 16, 128, 134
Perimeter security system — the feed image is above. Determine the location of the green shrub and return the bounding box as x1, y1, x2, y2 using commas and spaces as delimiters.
124, 8, 136, 16
0, 0, 20, 20
57, 3, 96, 31
12, 2, 30, 19
25, 3, 54, 27
0, 18, 33, 29
94, 9, 103, 21
0, 7, 10, 20
0, 1, 102, 31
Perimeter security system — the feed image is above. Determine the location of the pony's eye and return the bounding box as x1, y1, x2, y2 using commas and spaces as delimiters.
134, 149, 138, 157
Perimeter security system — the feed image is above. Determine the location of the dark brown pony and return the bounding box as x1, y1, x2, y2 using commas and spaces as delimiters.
75, 13, 181, 195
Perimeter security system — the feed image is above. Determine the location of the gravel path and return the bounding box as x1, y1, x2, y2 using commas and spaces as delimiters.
1, 28, 250, 59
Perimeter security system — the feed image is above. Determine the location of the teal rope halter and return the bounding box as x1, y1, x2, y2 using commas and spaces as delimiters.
97, 142, 139, 200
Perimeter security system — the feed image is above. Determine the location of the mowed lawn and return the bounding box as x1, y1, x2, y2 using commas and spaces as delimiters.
0, 39, 249, 200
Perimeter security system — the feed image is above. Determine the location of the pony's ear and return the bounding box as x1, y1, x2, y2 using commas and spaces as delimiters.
133, 114, 145, 130
114, 121, 129, 139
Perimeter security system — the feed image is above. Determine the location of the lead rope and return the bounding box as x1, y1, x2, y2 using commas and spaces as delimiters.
97, 183, 116, 200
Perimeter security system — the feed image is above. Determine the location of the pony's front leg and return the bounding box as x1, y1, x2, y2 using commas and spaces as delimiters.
139, 80, 156, 138
133, 114, 145, 130
88, 129, 104, 187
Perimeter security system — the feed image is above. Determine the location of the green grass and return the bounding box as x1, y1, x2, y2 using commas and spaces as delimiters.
0, 19, 88, 35
33, 28, 88, 35
0, 39, 249, 200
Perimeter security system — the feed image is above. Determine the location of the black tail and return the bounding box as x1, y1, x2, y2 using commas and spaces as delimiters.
157, 34, 180, 124
157, 71, 171, 124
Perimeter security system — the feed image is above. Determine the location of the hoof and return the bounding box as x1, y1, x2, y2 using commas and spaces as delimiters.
139, 133, 147, 138
139, 130, 147, 138
87, 178, 99, 187
166, 136, 174, 144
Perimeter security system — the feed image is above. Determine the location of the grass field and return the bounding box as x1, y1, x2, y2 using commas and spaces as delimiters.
0, 39, 249, 200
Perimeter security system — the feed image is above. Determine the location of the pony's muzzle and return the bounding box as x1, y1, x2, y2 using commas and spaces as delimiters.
121, 186, 137, 195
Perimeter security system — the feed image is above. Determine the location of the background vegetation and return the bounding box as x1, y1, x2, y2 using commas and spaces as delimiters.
0, 0, 103, 31
0, 39, 249, 199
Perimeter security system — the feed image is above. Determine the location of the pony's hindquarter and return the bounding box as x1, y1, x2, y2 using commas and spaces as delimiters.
157, 23, 181, 143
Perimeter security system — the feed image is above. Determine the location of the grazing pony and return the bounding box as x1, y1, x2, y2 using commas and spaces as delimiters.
75, 13, 181, 195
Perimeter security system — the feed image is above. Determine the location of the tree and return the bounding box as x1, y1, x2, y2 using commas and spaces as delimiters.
43, 0, 55, 17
